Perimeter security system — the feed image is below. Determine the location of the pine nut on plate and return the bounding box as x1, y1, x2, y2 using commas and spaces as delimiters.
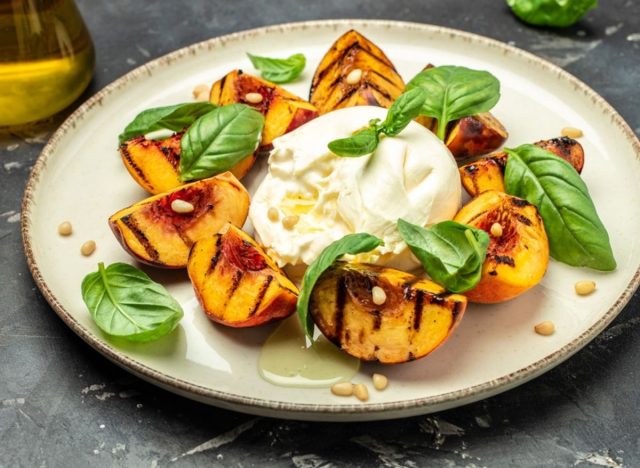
372, 373, 388, 391
331, 382, 353, 397
561, 127, 583, 138
354, 383, 369, 402
534, 321, 555, 336
575, 280, 596, 296
80, 240, 96, 256
57, 221, 72, 236
192, 83, 209, 98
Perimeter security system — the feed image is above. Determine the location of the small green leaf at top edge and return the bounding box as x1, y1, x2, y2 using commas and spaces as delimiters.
297, 233, 384, 339
506, 0, 598, 27
118, 102, 216, 144
504, 144, 616, 271
397, 219, 490, 293
81, 262, 184, 342
327, 126, 380, 157
179, 103, 264, 182
247, 53, 306, 84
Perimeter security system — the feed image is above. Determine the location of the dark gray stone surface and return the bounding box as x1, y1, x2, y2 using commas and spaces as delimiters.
1, 0, 639, 466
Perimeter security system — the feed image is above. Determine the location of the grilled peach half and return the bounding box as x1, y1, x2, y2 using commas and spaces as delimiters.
309, 29, 405, 114
310, 263, 467, 364
454, 191, 549, 303
119, 132, 256, 195
188, 225, 298, 327
445, 112, 508, 161
209, 69, 318, 148
109, 172, 249, 268
460, 137, 585, 197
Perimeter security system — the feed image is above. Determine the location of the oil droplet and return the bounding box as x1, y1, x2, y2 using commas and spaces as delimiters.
258, 316, 359, 387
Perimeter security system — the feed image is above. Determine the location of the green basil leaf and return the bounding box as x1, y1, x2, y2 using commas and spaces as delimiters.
328, 126, 379, 157
179, 103, 264, 181
81, 263, 183, 342
504, 144, 615, 271
297, 233, 384, 339
247, 53, 306, 84
506, 0, 597, 27
406, 65, 500, 140
397, 219, 490, 293
118, 102, 216, 143
381, 87, 428, 136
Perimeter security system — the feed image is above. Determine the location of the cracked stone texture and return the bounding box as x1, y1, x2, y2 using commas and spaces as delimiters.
1, 0, 639, 466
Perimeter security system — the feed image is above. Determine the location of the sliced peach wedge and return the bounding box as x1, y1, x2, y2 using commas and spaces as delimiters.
309, 29, 405, 114
445, 112, 508, 161
187, 224, 298, 327
109, 172, 249, 268
310, 263, 467, 364
454, 190, 549, 303
209, 69, 318, 149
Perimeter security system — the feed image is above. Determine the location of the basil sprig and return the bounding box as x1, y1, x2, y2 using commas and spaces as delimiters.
179, 103, 264, 181
247, 53, 306, 83
118, 102, 216, 143
506, 0, 597, 27
81, 263, 184, 342
398, 219, 490, 293
406, 66, 500, 140
297, 233, 384, 339
327, 87, 427, 157
504, 144, 616, 271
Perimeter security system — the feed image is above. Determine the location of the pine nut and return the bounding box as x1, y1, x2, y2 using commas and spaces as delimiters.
372, 373, 388, 391
267, 207, 280, 222
490, 222, 503, 237
561, 127, 583, 139
331, 382, 353, 397
193, 84, 210, 101
534, 320, 555, 336
371, 286, 387, 305
245, 92, 263, 104
80, 240, 96, 256
282, 215, 299, 230
575, 280, 596, 296
58, 221, 72, 236
353, 383, 369, 402
171, 199, 194, 214
345, 68, 363, 85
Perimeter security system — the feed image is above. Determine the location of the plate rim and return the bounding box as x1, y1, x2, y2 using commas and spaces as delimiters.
21, 18, 640, 419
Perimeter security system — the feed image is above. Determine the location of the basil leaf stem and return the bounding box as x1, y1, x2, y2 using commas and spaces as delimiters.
179, 103, 264, 181
397, 219, 490, 293
81, 263, 184, 342
504, 144, 615, 270
405, 66, 500, 141
247, 53, 306, 83
118, 102, 216, 143
297, 233, 384, 339
327, 87, 427, 157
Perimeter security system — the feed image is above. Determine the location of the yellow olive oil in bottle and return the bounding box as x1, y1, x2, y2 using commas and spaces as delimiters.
0, 0, 95, 126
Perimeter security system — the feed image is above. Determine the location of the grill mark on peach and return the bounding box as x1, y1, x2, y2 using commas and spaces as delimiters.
120, 143, 150, 186
510, 198, 531, 208
160, 144, 180, 170
121, 214, 160, 262
206, 236, 223, 276
494, 255, 516, 267
413, 290, 424, 331
170, 220, 193, 248
452, 301, 465, 322
369, 69, 403, 89
516, 213, 533, 226
218, 73, 227, 99
224, 270, 244, 306
334, 275, 347, 343
363, 80, 393, 101
372, 309, 382, 330
248, 275, 273, 317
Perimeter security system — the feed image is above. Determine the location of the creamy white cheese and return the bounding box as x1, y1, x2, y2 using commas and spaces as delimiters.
249, 106, 461, 270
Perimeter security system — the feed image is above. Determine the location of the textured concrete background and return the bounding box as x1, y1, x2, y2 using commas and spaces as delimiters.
1, 0, 639, 466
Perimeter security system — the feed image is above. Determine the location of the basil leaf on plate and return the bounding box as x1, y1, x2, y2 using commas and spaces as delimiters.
81, 262, 184, 342
118, 102, 216, 143
328, 125, 380, 157
397, 219, 490, 293
297, 233, 384, 339
381, 87, 427, 136
247, 53, 306, 83
506, 0, 597, 27
406, 65, 500, 140
504, 144, 616, 271
179, 103, 264, 181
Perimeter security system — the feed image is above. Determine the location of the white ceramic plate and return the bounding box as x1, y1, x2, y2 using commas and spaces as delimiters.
22, 20, 640, 421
